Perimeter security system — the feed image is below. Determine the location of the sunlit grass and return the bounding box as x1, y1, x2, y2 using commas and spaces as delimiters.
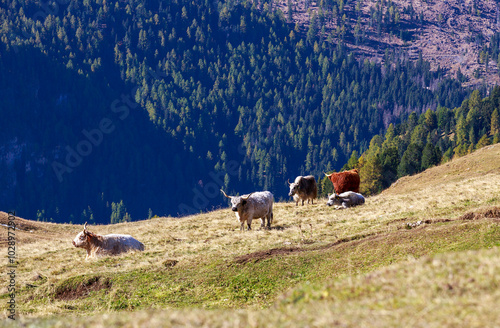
1, 144, 500, 326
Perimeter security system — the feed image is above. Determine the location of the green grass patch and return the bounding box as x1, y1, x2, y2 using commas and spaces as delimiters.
11, 219, 500, 319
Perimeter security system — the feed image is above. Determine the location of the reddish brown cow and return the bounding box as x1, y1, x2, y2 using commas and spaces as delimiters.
324, 169, 360, 194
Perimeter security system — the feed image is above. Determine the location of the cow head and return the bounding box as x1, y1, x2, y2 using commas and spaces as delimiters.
72, 222, 93, 248
221, 189, 254, 212
287, 179, 299, 197
326, 193, 342, 207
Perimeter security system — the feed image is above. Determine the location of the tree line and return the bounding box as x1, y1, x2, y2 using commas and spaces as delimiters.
331, 88, 500, 197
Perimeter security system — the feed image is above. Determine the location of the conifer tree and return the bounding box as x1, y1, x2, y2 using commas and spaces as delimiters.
397, 143, 422, 177
476, 134, 491, 149
380, 146, 399, 188
360, 151, 382, 195
491, 108, 499, 136
421, 143, 441, 171
423, 108, 437, 130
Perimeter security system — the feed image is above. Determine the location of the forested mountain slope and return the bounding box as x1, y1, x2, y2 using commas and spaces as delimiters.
276, 0, 500, 87
0, 0, 468, 223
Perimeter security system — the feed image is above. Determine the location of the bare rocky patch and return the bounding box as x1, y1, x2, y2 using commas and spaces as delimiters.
274, 0, 500, 87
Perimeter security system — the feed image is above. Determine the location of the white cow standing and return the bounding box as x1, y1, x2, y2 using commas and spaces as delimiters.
221, 190, 274, 231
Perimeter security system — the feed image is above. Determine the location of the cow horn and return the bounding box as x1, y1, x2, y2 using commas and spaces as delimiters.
242, 192, 254, 200
83, 222, 88, 231
287, 179, 291, 185
324, 172, 331, 177
220, 189, 232, 199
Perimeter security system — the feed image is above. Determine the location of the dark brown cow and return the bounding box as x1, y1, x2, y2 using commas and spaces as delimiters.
288, 175, 318, 206
324, 169, 360, 194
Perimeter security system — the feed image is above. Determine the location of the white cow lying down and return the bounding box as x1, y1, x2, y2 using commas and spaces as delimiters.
72, 223, 145, 259
326, 191, 365, 209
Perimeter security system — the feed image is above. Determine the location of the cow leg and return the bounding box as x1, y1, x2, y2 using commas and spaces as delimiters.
301, 199, 304, 206
267, 213, 273, 229
240, 219, 245, 231
262, 215, 268, 229
247, 217, 252, 230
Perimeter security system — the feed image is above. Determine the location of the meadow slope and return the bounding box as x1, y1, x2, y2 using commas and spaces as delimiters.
1, 144, 500, 327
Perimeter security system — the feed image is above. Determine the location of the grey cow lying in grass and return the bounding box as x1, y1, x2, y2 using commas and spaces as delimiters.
326, 191, 365, 209
72, 223, 145, 259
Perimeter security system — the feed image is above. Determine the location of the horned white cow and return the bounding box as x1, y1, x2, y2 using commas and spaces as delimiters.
326, 191, 365, 209
221, 189, 274, 231
72, 223, 145, 259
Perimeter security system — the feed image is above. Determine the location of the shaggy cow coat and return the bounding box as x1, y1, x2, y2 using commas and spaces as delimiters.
288, 175, 318, 206
326, 191, 365, 209
72, 224, 145, 259
221, 190, 274, 231
325, 169, 361, 194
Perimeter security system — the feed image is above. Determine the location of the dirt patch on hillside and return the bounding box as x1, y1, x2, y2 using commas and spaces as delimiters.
234, 233, 379, 264
460, 206, 500, 221
55, 276, 112, 301
235, 206, 500, 264
234, 247, 303, 264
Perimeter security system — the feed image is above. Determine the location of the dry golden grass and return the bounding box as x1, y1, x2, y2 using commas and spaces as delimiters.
1, 144, 500, 326
11, 245, 500, 328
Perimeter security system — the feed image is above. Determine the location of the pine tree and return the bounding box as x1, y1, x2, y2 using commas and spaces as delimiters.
410, 125, 427, 147
454, 114, 468, 157
397, 143, 422, 177
320, 175, 334, 197
360, 152, 382, 195
382, 123, 397, 150
491, 108, 500, 136
345, 150, 359, 170
423, 108, 437, 130
475, 134, 491, 149
421, 143, 441, 171
380, 146, 399, 188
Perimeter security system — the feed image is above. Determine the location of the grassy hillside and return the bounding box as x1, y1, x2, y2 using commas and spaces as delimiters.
1, 144, 500, 326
